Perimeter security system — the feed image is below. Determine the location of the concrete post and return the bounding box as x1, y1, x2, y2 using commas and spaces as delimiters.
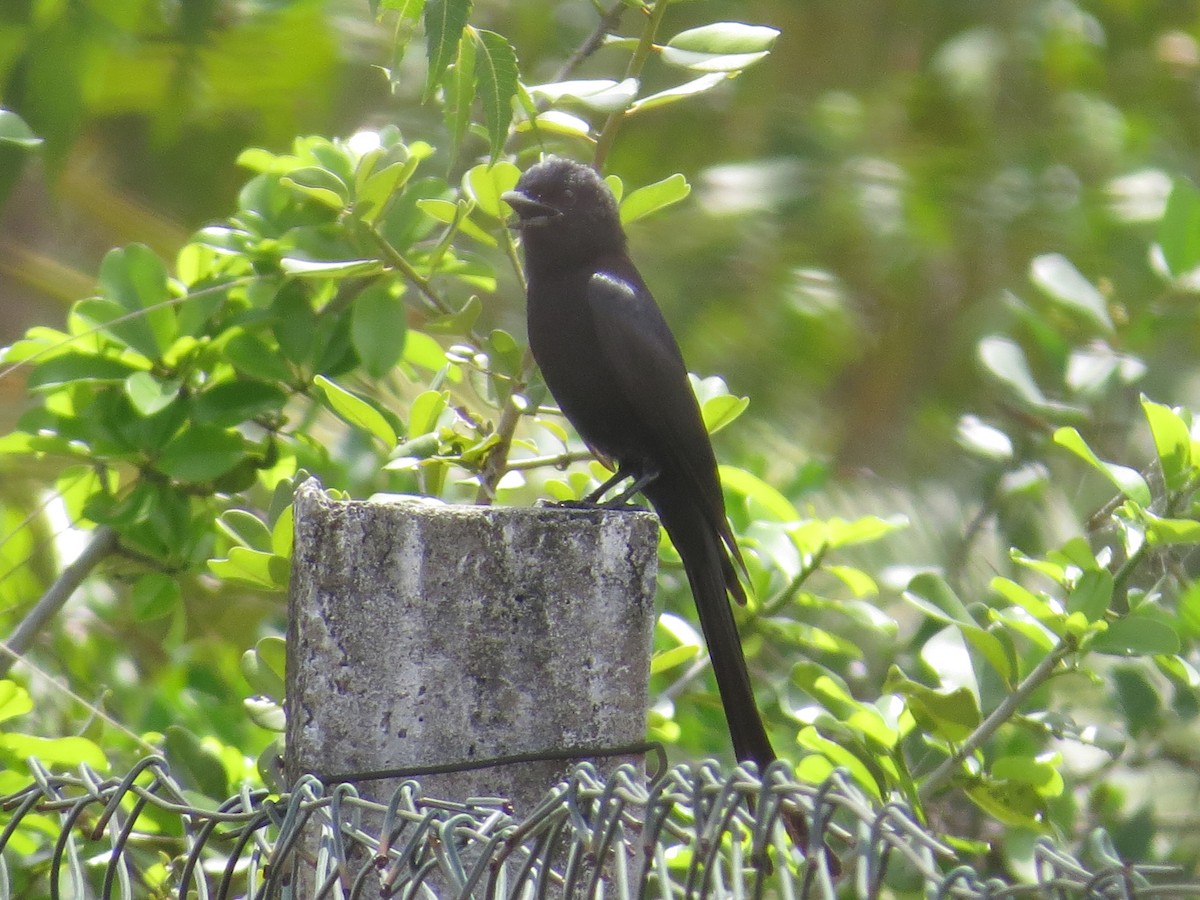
284, 478, 659, 816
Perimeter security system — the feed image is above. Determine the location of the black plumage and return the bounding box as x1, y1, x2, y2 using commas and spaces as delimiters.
503, 156, 777, 773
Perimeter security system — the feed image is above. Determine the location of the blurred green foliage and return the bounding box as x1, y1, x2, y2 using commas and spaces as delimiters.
1, 0, 1200, 892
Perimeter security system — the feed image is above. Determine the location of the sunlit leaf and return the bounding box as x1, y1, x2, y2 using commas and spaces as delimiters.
1053, 427, 1152, 507
1029, 253, 1113, 333
662, 22, 779, 72
620, 174, 691, 224
313, 374, 398, 447
629, 73, 732, 113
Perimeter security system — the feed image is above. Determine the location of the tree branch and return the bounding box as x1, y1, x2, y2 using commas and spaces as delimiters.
917, 635, 1077, 803
0, 526, 120, 678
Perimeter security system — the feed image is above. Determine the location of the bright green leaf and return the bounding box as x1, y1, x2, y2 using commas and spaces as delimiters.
156, 426, 246, 483
218, 509, 274, 552
977, 336, 1047, 407
0, 681, 33, 723
527, 78, 639, 113
1090, 615, 1181, 656
208, 547, 290, 590
1029, 253, 1113, 332
279, 257, 384, 278
629, 73, 732, 113
620, 174, 691, 224
313, 375, 398, 447
465, 161, 521, 219
124, 372, 180, 417
1141, 397, 1191, 490
662, 22, 779, 72
351, 283, 408, 379
650, 643, 700, 675
0, 110, 43, 148
1158, 179, 1200, 276
718, 465, 797, 521
1067, 570, 1112, 622
1053, 427, 1152, 507
0, 734, 108, 771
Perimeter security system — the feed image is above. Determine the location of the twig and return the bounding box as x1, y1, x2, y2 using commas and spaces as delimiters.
593, 0, 670, 169
917, 636, 1077, 803
551, 3, 626, 84
0, 526, 120, 678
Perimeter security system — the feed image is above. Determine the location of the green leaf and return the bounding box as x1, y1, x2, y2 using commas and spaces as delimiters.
97, 244, 177, 357
424, 0, 474, 100
1029, 253, 1113, 333
718, 465, 798, 521
191, 380, 288, 427
527, 78, 639, 113
1144, 514, 1200, 545
218, 509, 274, 552
1179, 581, 1200, 639
966, 779, 1047, 830
208, 547, 291, 590
620, 174, 691, 225
465, 161, 521, 219
1067, 570, 1112, 622
241, 637, 287, 700
904, 573, 1014, 682
824, 515, 908, 548
1053, 427, 1152, 507
280, 166, 349, 209
443, 28, 476, 162
356, 160, 422, 223
473, 30, 519, 161
124, 372, 180, 417
1158, 179, 1200, 276
131, 573, 181, 621
26, 352, 145, 389
164, 726, 227, 799
956, 415, 1013, 461
662, 22, 779, 73
884, 668, 981, 742
279, 257, 384, 278
991, 577, 1062, 629
313, 374, 398, 447
977, 336, 1047, 407
0, 109, 43, 148
0, 734, 108, 771
700, 394, 748, 434
629, 73, 732, 113
650, 643, 700, 675
1090, 615, 1181, 656
0, 681, 33, 723
1141, 397, 1191, 490
408, 389, 448, 437
351, 283, 408, 379
796, 726, 882, 800
156, 425, 247, 483
515, 110, 592, 138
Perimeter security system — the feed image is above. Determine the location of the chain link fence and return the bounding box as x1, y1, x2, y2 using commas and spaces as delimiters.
1, 755, 1196, 899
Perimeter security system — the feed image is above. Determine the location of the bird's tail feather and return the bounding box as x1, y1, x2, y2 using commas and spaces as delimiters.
650, 487, 775, 769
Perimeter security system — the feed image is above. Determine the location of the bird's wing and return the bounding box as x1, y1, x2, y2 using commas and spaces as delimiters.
585, 266, 745, 575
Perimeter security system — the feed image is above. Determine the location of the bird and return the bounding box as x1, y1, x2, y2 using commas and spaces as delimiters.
502, 155, 796, 808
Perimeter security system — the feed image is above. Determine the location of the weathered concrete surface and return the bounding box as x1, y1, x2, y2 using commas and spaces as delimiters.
285, 478, 658, 815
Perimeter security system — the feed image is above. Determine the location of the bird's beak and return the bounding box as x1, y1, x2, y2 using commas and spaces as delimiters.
502, 190, 560, 227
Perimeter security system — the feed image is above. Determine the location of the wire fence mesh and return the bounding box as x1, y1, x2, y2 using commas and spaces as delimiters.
1, 754, 1196, 899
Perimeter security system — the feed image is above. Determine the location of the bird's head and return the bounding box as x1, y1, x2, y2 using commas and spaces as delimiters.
503, 157, 625, 263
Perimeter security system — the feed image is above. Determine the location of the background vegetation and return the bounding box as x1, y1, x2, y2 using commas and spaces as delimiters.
2, 0, 1200, 891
